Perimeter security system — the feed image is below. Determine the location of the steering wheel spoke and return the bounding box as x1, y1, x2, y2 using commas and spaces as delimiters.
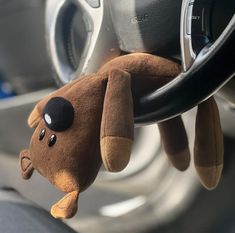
46, 0, 120, 83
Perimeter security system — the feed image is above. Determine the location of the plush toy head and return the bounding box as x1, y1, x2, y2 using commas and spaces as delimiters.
19, 53, 224, 219
20, 74, 108, 218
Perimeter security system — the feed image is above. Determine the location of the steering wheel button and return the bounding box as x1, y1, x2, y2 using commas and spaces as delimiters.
192, 4, 211, 37
85, 0, 100, 8
192, 8, 203, 35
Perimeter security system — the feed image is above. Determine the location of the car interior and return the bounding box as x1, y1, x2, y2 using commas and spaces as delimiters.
0, 0, 234, 232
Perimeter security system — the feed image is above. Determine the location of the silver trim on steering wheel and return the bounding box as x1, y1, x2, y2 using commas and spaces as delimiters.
180, 0, 196, 71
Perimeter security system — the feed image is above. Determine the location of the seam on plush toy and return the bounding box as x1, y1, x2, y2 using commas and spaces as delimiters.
21, 157, 32, 172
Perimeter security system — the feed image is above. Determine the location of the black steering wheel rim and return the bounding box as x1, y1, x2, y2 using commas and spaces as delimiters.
134, 15, 235, 124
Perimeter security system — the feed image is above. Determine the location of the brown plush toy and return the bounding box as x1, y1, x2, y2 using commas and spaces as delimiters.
19, 53, 224, 219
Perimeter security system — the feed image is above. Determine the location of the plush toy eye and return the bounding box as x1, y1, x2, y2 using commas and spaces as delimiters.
48, 134, 57, 147
39, 128, 46, 141
43, 97, 74, 132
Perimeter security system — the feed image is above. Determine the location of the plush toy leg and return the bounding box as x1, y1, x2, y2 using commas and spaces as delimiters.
100, 69, 134, 172
194, 97, 224, 190
19, 149, 34, 179
158, 116, 190, 171
51, 191, 79, 219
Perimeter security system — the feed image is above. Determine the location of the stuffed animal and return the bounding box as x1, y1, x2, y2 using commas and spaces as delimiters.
19, 53, 223, 219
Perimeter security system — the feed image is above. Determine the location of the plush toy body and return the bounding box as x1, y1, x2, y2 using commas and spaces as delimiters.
19, 53, 223, 219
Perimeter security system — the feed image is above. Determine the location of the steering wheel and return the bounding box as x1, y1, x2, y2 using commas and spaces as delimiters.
45, 0, 235, 124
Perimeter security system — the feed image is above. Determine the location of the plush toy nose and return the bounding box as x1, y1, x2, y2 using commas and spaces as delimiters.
43, 97, 74, 132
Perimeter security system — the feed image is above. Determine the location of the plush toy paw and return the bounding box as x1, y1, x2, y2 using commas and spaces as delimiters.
195, 165, 223, 190
101, 136, 133, 172
51, 191, 79, 219
167, 147, 191, 172
158, 116, 190, 172
194, 97, 224, 190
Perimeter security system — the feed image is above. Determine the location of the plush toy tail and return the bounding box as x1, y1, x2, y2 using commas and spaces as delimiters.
158, 116, 190, 171
194, 97, 224, 190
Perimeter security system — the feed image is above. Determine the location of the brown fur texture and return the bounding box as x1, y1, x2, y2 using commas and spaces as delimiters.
19, 53, 223, 219
194, 97, 224, 190
158, 117, 190, 171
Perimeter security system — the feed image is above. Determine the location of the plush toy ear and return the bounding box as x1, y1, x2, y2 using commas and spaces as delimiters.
194, 97, 224, 190
28, 106, 42, 128
19, 149, 34, 180
158, 116, 190, 171
100, 69, 134, 172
